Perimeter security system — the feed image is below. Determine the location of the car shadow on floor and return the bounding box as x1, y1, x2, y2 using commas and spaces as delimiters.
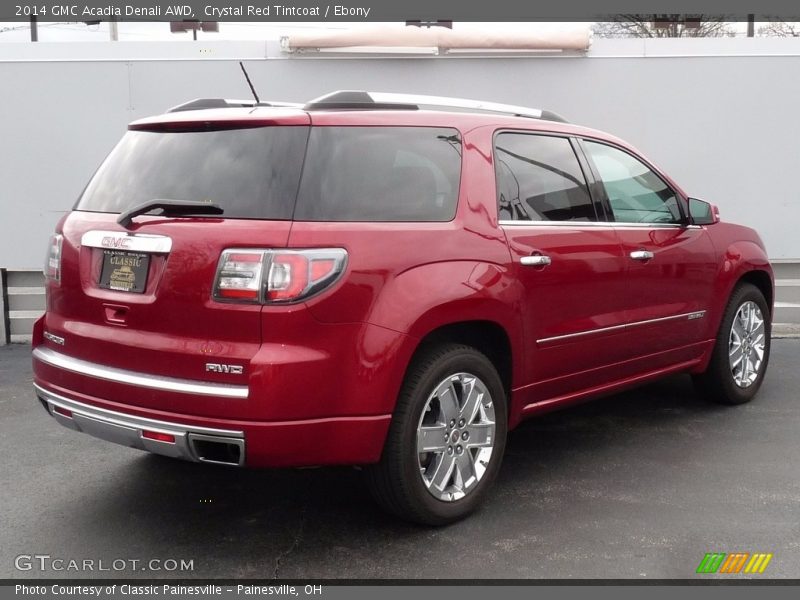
63, 373, 739, 576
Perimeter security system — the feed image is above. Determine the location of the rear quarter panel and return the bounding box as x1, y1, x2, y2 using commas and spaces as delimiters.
286, 125, 523, 416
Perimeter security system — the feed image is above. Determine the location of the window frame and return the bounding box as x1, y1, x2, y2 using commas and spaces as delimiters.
492, 129, 605, 226
575, 137, 689, 226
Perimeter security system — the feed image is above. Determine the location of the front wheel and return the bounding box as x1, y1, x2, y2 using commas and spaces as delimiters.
365, 344, 507, 525
693, 283, 771, 405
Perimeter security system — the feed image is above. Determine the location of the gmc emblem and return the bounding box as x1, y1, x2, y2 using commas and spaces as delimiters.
205, 363, 244, 375
101, 236, 131, 249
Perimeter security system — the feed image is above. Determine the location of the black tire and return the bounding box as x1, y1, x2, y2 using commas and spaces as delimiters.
693, 283, 771, 405
365, 343, 508, 526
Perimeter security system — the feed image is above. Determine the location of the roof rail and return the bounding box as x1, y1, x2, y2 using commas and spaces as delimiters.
167, 98, 302, 113
165, 92, 568, 123
303, 90, 568, 123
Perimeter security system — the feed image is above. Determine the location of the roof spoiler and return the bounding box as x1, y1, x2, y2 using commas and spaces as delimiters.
167, 98, 302, 113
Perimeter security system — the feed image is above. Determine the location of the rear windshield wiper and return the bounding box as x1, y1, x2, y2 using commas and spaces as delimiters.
117, 199, 224, 228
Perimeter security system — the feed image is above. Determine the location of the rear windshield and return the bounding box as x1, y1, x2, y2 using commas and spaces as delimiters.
76, 127, 309, 219
76, 125, 462, 222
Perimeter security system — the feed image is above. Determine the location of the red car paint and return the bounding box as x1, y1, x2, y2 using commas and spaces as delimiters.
32, 106, 773, 467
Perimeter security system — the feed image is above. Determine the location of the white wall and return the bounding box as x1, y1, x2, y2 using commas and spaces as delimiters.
2, 37, 799, 268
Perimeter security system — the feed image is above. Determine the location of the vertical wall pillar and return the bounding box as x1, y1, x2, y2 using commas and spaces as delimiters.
0, 269, 8, 345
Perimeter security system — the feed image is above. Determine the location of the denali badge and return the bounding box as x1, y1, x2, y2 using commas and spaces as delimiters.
205, 363, 244, 375
43, 331, 65, 346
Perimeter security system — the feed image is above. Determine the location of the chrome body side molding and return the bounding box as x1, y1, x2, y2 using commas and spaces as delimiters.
537, 311, 708, 345
499, 220, 701, 229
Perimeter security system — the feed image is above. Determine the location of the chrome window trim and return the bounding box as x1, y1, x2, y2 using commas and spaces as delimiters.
81, 230, 173, 253
537, 311, 707, 344
500, 219, 609, 228
33, 347, 248, 399
499, 219, 683, 229
611, 223, 688, 229
499, 220, 701, 230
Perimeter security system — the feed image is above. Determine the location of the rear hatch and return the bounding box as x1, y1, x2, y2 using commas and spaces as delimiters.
42, 110, 310, 418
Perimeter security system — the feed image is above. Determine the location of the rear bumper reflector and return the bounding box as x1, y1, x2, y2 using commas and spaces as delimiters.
35, 384, 245, 467
32, 347, 248, 399
142, 430, 176, 444
52, 405, 73, 418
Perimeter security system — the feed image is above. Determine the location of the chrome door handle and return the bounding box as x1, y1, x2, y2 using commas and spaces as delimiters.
520, 255, 552, 267
630, 250, 654, 261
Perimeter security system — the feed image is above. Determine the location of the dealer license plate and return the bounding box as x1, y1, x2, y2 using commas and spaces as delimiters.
98, 250, 150, 294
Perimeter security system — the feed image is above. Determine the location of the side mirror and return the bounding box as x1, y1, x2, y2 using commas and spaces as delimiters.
688, 197, 720, 226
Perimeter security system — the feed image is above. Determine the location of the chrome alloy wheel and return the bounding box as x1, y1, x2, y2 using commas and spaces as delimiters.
729, 300, 766, 388
416, 373, 496, 502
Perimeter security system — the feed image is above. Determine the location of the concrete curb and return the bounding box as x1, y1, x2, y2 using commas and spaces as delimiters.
773, 323, 800, 339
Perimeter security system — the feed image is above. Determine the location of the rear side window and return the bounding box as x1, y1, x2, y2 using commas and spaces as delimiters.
495, 132, 597, 222
294, 127, 462, 222
76, 127, 309, 219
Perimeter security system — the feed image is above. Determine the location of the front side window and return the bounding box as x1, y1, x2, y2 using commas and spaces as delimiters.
583, 141, 682, 224
495, 133, 597, 222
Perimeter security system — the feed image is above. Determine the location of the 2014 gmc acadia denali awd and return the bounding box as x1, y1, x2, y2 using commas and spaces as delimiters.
32, 91, 773, 525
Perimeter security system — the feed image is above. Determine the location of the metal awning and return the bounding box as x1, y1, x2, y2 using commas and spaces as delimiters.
281, 23, 591, 55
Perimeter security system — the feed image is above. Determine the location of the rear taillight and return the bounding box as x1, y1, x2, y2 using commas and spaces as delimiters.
213, 248, 347, 304
214, 251, 265, 301
44, 234, 63, 284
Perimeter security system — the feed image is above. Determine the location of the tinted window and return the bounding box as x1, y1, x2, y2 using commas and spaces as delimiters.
495, 133, 596, 222
294, 127, 461, 222
584, 141, 682, 224
76, 127, 309, 219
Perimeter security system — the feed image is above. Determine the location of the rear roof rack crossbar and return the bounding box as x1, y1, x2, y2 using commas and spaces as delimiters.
303, 90, 568, 123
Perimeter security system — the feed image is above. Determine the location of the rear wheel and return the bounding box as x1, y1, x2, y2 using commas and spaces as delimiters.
693, 283, 771, 405
365, 344, 507, 525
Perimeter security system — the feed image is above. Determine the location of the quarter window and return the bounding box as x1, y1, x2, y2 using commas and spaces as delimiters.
584, 141, 682, 224
295, 127, 461, 222
495, 133, 597, 222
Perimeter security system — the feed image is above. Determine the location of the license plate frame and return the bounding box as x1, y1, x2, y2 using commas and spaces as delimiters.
98, 250, 150, 294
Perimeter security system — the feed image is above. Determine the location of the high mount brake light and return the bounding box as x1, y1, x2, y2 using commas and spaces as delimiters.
44, 234, 63, 284
213, 248, 347, 304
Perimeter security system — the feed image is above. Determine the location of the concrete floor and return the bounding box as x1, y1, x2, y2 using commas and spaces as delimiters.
1, 342, 798, 580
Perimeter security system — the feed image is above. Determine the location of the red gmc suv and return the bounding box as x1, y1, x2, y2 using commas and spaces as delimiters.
32, 91, 773, 525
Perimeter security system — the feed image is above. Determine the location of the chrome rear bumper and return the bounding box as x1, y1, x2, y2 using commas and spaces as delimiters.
35, 384, 245, 467
32, 346, 248, 399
